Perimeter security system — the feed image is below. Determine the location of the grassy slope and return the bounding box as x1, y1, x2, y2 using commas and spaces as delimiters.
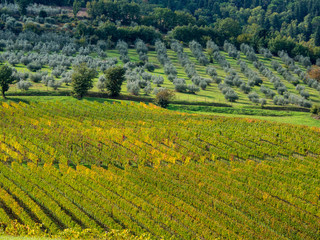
2, 95, 320, 128
3, 46, 320, 127
7, 47, 320, 106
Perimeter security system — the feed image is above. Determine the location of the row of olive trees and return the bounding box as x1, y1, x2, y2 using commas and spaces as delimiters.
207, 40, 244, 102
189, 40, 209, 66
126, 67, 153, 95
238, 60, 262, 87
207, 40, 230, 70
279, 51, 320, 93
271, 60, 300, 86
135, 39, 148, 63
0, 3, 63, 16
223, 41, 240, 59
155, 40, 177, 82
258, 48, 273, 59
295, 55, 312, 68
116, 40, 130, 63
247, 92, 267, 106
240, 44, 312, 107
171, 40, 205, 92
252, 56, 289, 96
1, 48, 115, 72
240, 44, 258, 62
273, 93, 312, 107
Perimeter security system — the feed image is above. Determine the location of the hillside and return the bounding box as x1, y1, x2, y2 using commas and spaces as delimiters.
0, 2, 320, 239
1, 30, 319, 109
0, 100, 319, 239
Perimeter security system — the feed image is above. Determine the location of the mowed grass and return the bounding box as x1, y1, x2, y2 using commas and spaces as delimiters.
1, 95, 319, 128
169, 104, 320, 128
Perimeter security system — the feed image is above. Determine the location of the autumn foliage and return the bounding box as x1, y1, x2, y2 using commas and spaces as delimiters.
308, 65, 320, 82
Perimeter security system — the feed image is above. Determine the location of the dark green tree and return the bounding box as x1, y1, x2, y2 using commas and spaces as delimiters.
15, 0, 31, 15
71, 63, 97, 99
73, 0, 81, 18
315, 26, 320, 46
104, 66, 125, 97
215, 18, 241, 40
0, 65, 14, 99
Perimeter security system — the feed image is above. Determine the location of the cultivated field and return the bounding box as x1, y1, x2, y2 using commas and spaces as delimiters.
0, 100, 319, 239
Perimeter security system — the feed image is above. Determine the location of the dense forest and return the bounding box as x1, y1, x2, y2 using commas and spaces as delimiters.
1, 0, 320, 61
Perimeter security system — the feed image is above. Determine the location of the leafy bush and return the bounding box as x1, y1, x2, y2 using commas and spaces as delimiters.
224, 88, 239, 102
30, 72, 42, 83
310, 105, 320, 115
152, 75, 164, 87
127, 81, 140, 95
17, 80, 32, 91
145, 63, 155, 72
48, 79, 61, 90
27, 61, 42, 72
248, 92, 260, 104
187, 84, 200, 94
155, 89, 175, 108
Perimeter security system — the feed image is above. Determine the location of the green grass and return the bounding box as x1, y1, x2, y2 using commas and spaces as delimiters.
168, 104, 320, 128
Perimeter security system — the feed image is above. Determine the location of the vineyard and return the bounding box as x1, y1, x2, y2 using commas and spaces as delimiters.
0, 100, 319, 239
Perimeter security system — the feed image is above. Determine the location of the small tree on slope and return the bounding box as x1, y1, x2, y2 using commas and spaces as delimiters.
71, 63, 97, 99
0, 65, 14, 99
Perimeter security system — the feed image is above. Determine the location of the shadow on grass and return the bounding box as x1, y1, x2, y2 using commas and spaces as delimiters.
1, 97, 30, 104
169, 105, 294, 117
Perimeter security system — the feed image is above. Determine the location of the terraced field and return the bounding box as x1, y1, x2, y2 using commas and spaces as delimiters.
0, 100, 319, 239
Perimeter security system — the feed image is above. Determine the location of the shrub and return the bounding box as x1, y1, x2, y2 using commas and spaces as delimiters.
260, 98, 267, 107
199, 80, 207, 90
143, 81, 152, 95
153, 87, 167, 95
145, 63, 155, 72
240, 83, 251, 94
27, 61, 42, 72
152, 75, 164, 87
310, 105, 320, 115
273, 96, 288, 105
97, 75, 106, 92
224, 89, 239, 102
248, 92, 260, 104
173, 78, 187, 92
30, 72, 42, 83
17, 80, 32, 91
48, 79, 61, 90
187, 84, 200, 94
155, 89, 175, 108
300, 90, 310, 99
127, 81, 140, 95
